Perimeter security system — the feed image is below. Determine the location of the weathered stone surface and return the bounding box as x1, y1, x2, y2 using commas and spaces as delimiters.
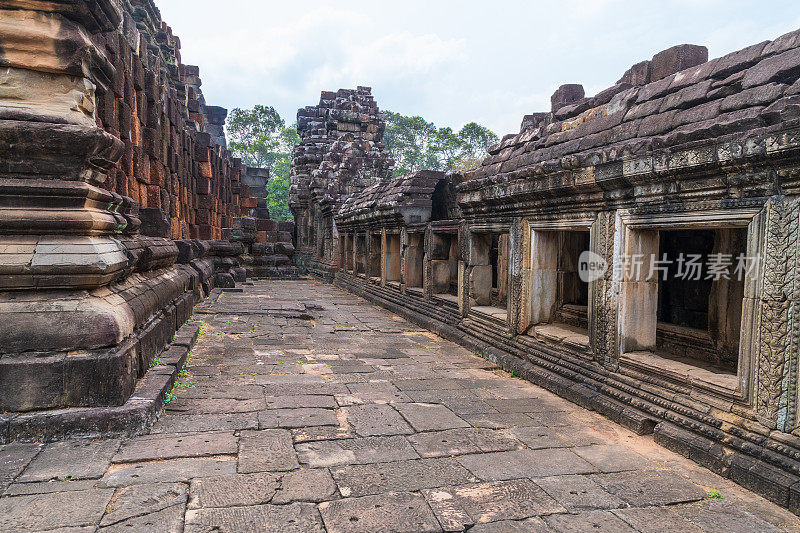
0, 442, 41, 489
345, 404, 414, 436
112, 432, 237, 463
265, 395, 338, 409
592, 470, 706, 506
188, 473, 279, 509
331, 458, 475, 497
544, 510, 637, 532
408, 428, 523, 458
19, 439, 120, 482
100, 504, 186, 533
100, 458, 237, 487
424, 479, 565, 529
534, 474, 625, 511
394, 402, 469, 431
238, 429, 299, 473
100, 482, 187, 527
458, 449, 597, 480
571, 444, 654, 473
612, 506, 706, 532
318, 492, 441, 533
271, 468, 338, 504
185, 502, 325, 533
258, 408, 339, 429
296, 435, 419, 467
0, 489, 113, 531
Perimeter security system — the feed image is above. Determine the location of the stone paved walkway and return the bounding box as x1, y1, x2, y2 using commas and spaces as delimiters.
1, 279, 800, 532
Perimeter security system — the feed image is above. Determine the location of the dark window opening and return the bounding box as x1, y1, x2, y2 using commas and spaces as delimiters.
658, 230, 715, 330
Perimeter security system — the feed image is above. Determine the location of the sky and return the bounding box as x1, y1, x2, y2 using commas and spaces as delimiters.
157, 0, 800, 137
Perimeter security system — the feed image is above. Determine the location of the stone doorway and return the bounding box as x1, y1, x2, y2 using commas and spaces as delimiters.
368, 233, 381, 281
385, 233, 401, 285
469, 231, 509, 322
404, 233, 425, 293
431, 232, 458, 299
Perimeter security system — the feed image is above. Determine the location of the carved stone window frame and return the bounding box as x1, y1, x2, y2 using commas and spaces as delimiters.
616, 206, 764, 403
522, 215, 597, 335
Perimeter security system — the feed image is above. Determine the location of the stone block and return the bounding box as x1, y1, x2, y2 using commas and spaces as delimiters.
650, 44, 708, 82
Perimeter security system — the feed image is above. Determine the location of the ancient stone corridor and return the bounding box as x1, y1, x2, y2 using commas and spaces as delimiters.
0, 279, 797, 532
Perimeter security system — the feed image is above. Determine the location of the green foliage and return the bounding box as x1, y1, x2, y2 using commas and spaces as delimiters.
383, 111, 498, 176
227, 106, 299, 221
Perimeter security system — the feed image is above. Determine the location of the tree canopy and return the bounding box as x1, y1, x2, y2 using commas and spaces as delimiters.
383, 111, 498, 176
227, 105, 299, 221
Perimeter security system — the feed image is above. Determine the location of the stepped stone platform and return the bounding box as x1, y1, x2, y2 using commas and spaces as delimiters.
0, 279, 797, 532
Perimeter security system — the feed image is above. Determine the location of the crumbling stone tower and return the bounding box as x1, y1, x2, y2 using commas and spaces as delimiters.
289, 87, 393, 277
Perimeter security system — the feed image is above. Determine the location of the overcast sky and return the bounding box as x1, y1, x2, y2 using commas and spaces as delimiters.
158, 0, 800, 136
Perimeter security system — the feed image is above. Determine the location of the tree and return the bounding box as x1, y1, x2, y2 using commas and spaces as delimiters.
383, 111, 498, 176
227, 106, 299, 221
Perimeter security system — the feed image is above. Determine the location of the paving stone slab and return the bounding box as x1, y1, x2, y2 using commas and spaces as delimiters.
292, 425, 355, 443
100, 458, 237, 487
265, 394, 338, 409
611, 506, 706, 532
508, 426, 570, 449
331, 457, 475, 497
463, 413, 539, 429
393, 378, 466, 391
408, 428, 524, 458
112, 432, 237, 463
166, 397, 266, 414
100, 482, 187, 527
672, 499, 783, 533
0, 489, 114, 531
458, 449, 597, 481
571, 444, 654, 473
184, 502, 325, 533
255, 374, 326, 385
0, 442, 41, 489
258, 408, 340, 429
189, 473, 279, 509
99, 503, 185, 533
238, 429, 299, 472
423, 479, 565, 530
592, 470, 707, 506
345, 404, 414, 436
534, 474, 626, 511
296, 435, 419, 467
271, 468, 337, 503
149, 413, 259, 434
18, 439, 120, 482
3, 478, 98, 496
318, 492, 442, 533
394, 402, 470, 431
544, 510, 637, 532
466, 517, 551, 532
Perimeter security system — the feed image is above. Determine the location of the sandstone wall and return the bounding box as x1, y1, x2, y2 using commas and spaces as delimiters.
0, 0, 293, 440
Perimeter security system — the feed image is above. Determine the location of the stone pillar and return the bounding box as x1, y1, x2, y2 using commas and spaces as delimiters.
0, 1, 188, 413
618, 227, 659, 354
508, 218, 524, 335
589, 212, 621, 368
529, 230, 559, 325
750, 197, 800, 431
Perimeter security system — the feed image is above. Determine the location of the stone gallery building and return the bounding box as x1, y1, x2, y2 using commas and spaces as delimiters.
0, 0, 296, 440
291, 33, 800, 510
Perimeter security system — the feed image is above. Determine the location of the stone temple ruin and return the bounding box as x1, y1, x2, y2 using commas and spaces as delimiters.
291, 37, 800, 511
3, 0, 800, 521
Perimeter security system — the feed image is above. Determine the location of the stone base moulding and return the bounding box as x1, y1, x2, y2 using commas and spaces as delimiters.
0, 322, 199, 444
